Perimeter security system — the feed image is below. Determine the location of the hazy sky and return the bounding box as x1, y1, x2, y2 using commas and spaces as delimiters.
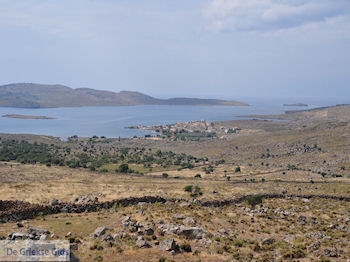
0, 0, 349, 100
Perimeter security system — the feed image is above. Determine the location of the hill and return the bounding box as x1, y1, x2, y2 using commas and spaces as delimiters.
0, 83, 247, 108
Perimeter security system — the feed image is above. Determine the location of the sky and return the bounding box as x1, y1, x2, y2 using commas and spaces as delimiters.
0, 0, 349, 101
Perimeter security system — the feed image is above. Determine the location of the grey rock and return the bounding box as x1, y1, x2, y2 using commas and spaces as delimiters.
92, 227, 108, 238
136, 236, 151, 248
159, 238, 177, 251
307, 241, 320, 253
10, 232, 32, 240
262, 238, 275, 245
144, 226, 154, 236
173, 214, 184, 220
179, 202, 191, 208
184, 217, 195, 225
27, 227, 50, 236
177, 226, 203, 240
51, 199, 61, 206
39, 234, 47, 240
103, 234, 114, 242
70, 243, 78, 251
218, 228, 228, 236
322, 247, 338, 257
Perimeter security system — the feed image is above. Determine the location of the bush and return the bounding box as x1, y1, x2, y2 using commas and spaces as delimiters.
235, 166, 241, 172
162, 173, 168, 178
116, 163, 130, 173
194, 174, 201, 178
184, 185, 193, 192
246, 194, 263, 208
180, 242, 192, 252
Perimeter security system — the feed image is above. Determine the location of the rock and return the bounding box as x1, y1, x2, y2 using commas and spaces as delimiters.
70, 243, 78, 250
136, 236, 151, 248
212, 190, 218, 194
144, 226, 154, 236
92, 227, 109, 238
302, 198, 310, 203
66, 232, 72, 237
297, 216, 307, 225
218, 228, 228, 236
27, 227, 50, 236
262, 238, 275, 245
129, 225, 137, 233
159, 238, 177, 251
173, 214, 184, 220
307, 241, 320, 253
295, 186, 301, 191
103, 234, 114, 242
345, 217, 350, 224
179, 202, 191, 208
39, 234, 47, 240
310, 217, 317, 224
177, 226, 203, 240
281, 188, 287, 194
314, 232, 325, 239
322, 247, 338, 257
328, 224, 336, 229
122, 216, 131, 223
16, 222, 24, 228
10, 232, 32, 240
51, 199, 61, 205
184, 217, 195, 225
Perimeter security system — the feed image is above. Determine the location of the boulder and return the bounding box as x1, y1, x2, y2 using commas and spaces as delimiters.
27, 227, 50, 236
136, 236, 151, 248
91, 227, 109, 238
39, 234, 47, 241
144, 226, 154, 236
51, 199, 61, 206
159, 238, 177, 251
177, 226, 203, 240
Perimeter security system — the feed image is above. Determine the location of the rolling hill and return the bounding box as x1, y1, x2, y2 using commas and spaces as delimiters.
0, 83, 247, 108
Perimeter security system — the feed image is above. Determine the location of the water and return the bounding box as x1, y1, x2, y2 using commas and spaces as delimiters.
0, 102, 337, 138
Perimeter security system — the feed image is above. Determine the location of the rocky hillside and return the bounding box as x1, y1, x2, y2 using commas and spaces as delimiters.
0, 83, 247, 108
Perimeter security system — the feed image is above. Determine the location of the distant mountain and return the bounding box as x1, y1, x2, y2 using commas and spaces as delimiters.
0, 83, 248, 108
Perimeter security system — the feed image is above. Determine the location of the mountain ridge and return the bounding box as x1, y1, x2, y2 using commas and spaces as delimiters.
0, 83, 248, 108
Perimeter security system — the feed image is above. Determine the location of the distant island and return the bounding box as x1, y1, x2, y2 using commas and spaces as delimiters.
283, 103, 308, 107
2, 114, 56, 120
0, 83, 248, 108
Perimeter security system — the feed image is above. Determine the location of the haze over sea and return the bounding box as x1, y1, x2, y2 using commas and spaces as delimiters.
0, 97, 346, 138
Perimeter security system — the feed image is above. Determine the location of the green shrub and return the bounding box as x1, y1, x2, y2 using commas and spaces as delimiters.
246, 194, 263, 208
162, 173, 168, 178
184, 185, 193, 193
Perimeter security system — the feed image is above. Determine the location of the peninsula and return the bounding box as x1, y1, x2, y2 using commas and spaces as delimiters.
0, 83, 248, 108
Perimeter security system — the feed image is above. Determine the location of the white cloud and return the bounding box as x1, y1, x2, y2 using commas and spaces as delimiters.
203, 0, 350, 32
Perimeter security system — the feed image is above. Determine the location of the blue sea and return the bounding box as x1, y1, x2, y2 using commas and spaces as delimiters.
0, 100, 342, 138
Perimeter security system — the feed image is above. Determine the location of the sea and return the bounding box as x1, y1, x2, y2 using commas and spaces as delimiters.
0, 99, 345, 138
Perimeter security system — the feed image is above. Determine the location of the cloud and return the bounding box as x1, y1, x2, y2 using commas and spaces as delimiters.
203, 0, 350, 32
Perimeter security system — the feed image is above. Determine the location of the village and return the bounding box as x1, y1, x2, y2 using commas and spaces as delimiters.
128, 120, 241, 139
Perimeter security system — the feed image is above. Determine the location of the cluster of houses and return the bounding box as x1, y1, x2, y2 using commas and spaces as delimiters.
129, 120, 240, 137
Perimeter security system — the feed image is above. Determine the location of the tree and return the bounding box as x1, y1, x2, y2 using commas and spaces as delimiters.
116, 163, 130, 173
246, 194, 263, 208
